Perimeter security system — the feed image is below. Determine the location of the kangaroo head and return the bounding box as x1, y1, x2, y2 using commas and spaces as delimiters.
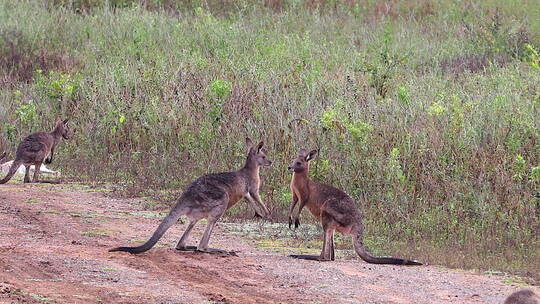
288, 148, 318, 173
54, 118, 74, 140
245, 138, 272, 167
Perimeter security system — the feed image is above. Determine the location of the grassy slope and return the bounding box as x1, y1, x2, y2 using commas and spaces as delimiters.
0, 0, 538, 280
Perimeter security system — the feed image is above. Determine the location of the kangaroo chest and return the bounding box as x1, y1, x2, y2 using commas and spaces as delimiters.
291, 177, 321, 218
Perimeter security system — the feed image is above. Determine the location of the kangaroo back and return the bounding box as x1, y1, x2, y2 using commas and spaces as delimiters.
0, 160, 23, 184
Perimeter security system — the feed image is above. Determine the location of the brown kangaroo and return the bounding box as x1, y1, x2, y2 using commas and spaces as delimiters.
110, 138, 272, 255
504, 290, 540, 304
287, 148, 422, 265
0, 119, 72, 184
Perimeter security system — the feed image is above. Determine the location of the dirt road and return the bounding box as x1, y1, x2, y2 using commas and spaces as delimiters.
0, 183, 535, 303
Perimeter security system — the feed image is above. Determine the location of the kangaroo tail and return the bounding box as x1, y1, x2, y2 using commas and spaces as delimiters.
0, 160, 22, 184
352, 229, 422, 266
109, 204, 186, 254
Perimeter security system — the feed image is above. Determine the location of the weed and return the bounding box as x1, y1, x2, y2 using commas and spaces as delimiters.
81, 231, 109, 237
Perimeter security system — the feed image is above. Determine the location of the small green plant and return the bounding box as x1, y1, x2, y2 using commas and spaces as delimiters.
427, 101, 446, 116
512, 154, 527, 180
387, 148, 406, 184
16, 103, 37, 126
209, 79, 232, 100
523, 43, 539, 70
104, 109, 127, 135
529, 166, 539, 183
28, 293, 55, 302
357, 25, 409, 98
320, 107, 371, 144
34, 70, 81, 114
397, 86, 411, 105
82, 231, 109, 237
346, 120, 372, 144
207, 79, 232, 127
320, 108, 342, 131
4, 124, 17, 142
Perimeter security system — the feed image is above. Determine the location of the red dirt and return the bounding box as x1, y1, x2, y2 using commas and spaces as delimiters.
0, 183, 536, 303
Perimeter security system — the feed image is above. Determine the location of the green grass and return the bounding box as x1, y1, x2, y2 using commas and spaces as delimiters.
0, 0, 538, 281
81, 230, 110, 237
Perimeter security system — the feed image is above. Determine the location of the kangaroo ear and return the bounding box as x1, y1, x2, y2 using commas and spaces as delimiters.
246, 137, 254, 151
305, 149, 318, 161
257, 141, 264, 153
298, 148, 307, 157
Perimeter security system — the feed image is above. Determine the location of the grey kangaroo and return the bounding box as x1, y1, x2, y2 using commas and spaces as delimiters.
287, 148, 422, 265
110, 138, 272, 255
504, 290, 540, 304
0, 119, 72, 184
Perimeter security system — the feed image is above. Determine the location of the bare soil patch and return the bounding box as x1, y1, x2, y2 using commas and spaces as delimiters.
0, 183, 535, 303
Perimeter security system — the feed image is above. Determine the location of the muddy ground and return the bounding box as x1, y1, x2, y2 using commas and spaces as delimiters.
0, 183, 536, 304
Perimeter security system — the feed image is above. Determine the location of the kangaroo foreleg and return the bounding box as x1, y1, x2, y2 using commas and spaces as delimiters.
45, 148, 54, 165
290, 198, 306, 229
288, 193, 299, 228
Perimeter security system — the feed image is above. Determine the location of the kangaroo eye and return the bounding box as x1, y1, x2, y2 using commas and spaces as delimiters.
262, 156, 265, 159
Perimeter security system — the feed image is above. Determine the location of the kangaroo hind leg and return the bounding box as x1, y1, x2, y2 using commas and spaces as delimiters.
319, 213, 336, 261
23, 165, 31, 183
194, 199, 236, 256
175, 220, 199, 251
196, 216, 236, 256
32, 162, 42, 183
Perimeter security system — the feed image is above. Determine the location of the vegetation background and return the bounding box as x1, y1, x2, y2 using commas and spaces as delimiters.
0, 0, 538, 281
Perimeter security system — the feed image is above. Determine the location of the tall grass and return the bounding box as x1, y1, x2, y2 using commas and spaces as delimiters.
0, 0, 538, 281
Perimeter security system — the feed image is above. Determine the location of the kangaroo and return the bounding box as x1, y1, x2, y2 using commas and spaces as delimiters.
110, 138, 272, 255
287, 148, 422, 265
504, 290, 540, 304
0, 119, 72, 184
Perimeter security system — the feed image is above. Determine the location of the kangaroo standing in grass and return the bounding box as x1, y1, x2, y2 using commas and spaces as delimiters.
504, 290, 540, 304
110, 138, 272, 255
0, 119, 72, 184
287, 148, 422, 265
